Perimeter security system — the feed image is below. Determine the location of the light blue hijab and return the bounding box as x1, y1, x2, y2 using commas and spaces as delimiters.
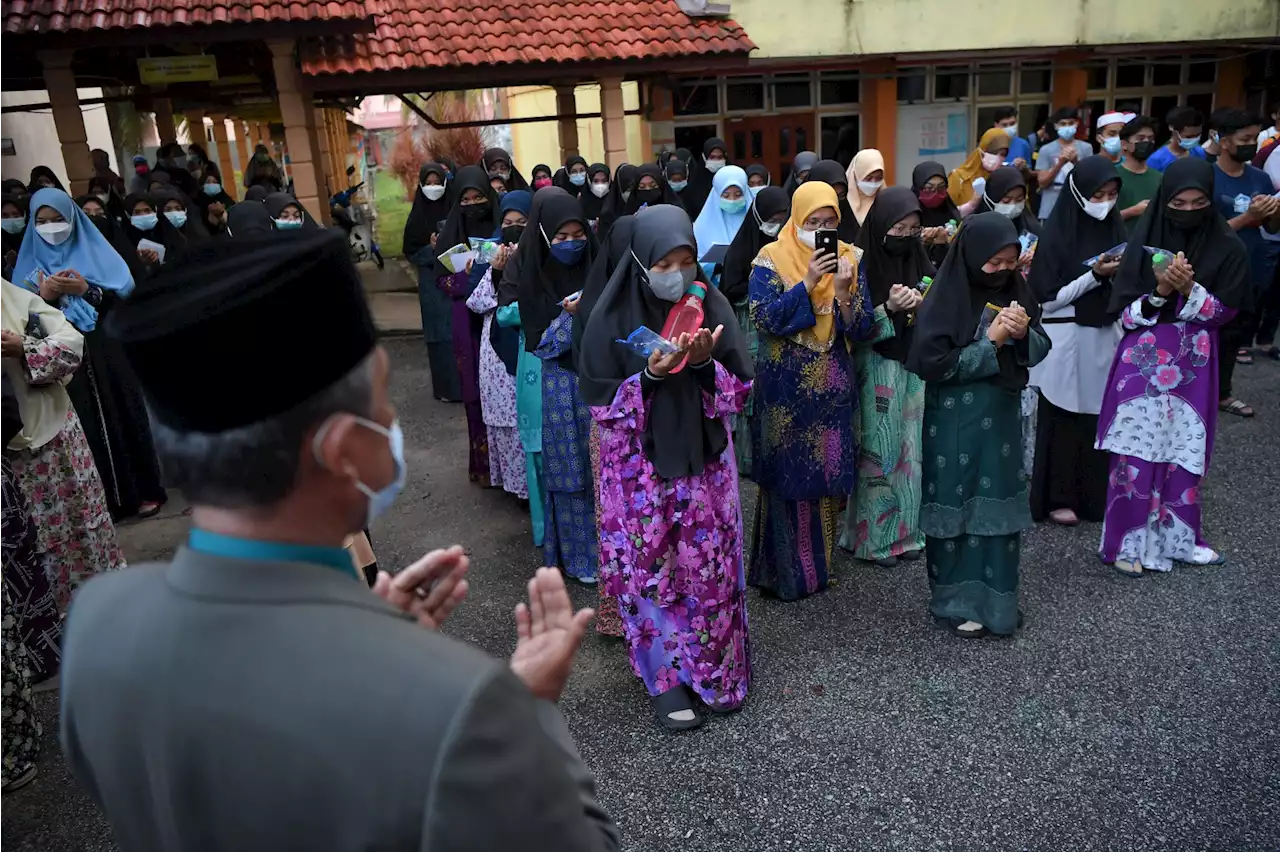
12, 188, 134, 332
692, 165, 750, 259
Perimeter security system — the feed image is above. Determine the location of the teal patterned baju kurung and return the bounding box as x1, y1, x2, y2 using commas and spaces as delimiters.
920, 333, 1049, 634
496, 302, 545, 547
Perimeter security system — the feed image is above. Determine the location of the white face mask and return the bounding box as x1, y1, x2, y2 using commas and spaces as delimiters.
621, 190, 632, 202
590, 182, 610, 198
856, 179, 883, 196
980, 151, 1004, 171
992, 200, 1025, 219
1070, 175, 1116, 221
422, 184, 446, 201
1003, 125, 1018, 137
95, 192, 109, 204
35, 221, 73, 245
795, 226, 817, 249
705, 158, 726, 173
760, 221, 783, 237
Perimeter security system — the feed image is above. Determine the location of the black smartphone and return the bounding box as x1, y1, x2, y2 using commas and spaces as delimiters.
814, 229, 838, 260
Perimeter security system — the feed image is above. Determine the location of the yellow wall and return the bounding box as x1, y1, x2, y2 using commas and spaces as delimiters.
507, 82, 644, 170
731, 0, 1280, 58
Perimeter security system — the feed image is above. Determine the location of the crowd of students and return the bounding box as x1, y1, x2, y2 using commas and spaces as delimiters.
0, 141, 340, 790
404, 106, 1278, 729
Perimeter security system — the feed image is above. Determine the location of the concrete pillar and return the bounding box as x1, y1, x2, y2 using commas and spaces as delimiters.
1215, 57, 1245, 110
185, 109, 206, 145
38, 50, 94, 196
326, 109, 348, 190
555, 84, 580, 163
600, 77, 626, 170
154, 97, 177, 144
1052, 53, 1089, 111
208, 115, 239, 201
233, 120, 252, 186
313, 107, 334, 199
269, 39, 329, 225
645, 79, 675, 160
861, 61, 898, 185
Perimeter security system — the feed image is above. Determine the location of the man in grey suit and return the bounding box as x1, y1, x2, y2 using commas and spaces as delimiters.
60, 229, 620, 851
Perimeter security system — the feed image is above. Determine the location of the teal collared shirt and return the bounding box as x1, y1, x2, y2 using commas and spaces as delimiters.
188, 529, 360, 581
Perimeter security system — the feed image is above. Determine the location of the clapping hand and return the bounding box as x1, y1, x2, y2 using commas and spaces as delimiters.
1247, 194, 1279, 221
997, 301, 1030, 340
1059, 145, 1079, 164
886, 283, 922, 313
372, 545, 470, 630
510, 568, 594, 703
51, 268, 88, 296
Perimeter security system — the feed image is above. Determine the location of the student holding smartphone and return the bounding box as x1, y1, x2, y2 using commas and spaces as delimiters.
744, 181, 872, 601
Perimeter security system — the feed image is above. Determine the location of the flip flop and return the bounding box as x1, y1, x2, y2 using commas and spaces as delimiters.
652, 687, 702, 731
1111, 558, 1144, 578
1219, 398, 1255, 418
1235, 348, 1253, 365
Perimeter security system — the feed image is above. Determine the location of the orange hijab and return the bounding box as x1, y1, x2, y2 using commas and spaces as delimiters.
754, 181, 859, 347
948, 127, 1009, 206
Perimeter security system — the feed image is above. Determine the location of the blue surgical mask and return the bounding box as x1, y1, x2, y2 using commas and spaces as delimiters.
1101, 136, 1122, 156
131, 212, 158, 231
668, 180, 688, 192
1056, 124, 1077, 141
549, 238, 587, 266
749, 185, 764, 198
0, 218, 24, 234
275, 218, 304, 230
164, 210, 187, 228
569, 172, 587, 186
315, 416, 406, 526
1177, 134, 1200, 151
203, 183, 223, 196
719, 197, 747, 215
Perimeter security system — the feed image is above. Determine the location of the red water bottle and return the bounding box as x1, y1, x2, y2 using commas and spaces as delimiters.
658, 281, 707, 375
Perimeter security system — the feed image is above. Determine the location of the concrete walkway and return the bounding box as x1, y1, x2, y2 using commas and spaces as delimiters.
358, 257, 422, 336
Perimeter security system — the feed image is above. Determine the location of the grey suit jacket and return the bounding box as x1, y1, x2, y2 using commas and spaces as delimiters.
60, 548, 620, 852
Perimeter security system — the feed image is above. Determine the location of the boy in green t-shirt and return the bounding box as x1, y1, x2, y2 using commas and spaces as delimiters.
1115, 115, 1164, 235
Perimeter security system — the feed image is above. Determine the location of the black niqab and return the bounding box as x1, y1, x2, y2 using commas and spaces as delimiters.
856, 186, 935, 362
1109, 157, 1252, 315
807, 160, 858, 242
402, 163, 451, 259
722, 186, 788, 303
435, 165, 501, 267
631, 162, 684, 211
515, 190, 597, 358
906, 212, 1044, 391
578, 204, 753, 479
1025, 155, 1125, 326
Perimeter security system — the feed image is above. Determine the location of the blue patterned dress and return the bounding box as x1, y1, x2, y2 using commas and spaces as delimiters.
534, 310, 599, 582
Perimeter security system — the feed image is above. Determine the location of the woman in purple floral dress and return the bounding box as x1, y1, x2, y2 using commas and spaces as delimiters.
579, 205, 755, 730
1096, 159, 1252, 575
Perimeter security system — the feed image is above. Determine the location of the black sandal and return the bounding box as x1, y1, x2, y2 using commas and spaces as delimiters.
652, 686, 702, 731
946, 618, 989, 639
898, 549, 924, 561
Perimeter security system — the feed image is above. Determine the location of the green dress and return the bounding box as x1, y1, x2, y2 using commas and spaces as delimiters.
496, 303, 544, 547
840, 305, 926, 561
920, 333, 1049, 634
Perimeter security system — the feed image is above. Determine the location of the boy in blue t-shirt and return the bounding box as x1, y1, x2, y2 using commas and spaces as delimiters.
1210, 108, 1280, 417
1148, 105, 1208, 173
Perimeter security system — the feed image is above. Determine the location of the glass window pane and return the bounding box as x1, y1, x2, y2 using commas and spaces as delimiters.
819, 73, 860, 105
674, 81, 718, 116
976, 106, 1001, 140
820, 114, 861, 170
977, 65, 1012, 97
1116, 62, 1146, 89
1085, 62, 1109, 91
1114, 96, 1143, 116
1149, 94, 1179, 146
897, 69, 926, 103
1019, 63, 1051, 94
725, 79, 765, 112
1151, 62, 1182, 87
732, 131, 746, 161
751, 130, 763, 159
773, 73, 811, 109
1185, 92, 1214, 126
1187, 58, 1216, 85
935, 65, 970, 100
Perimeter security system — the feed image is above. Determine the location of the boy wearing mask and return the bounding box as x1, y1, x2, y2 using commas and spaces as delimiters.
993, 107, 1031, 171
1115, 115, 1162, 233
1033, 107, 1094, 220
1146, 106, 1206, 172
1096, 111, 1131, 164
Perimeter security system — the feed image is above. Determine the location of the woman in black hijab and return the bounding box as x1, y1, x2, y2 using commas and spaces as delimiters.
745, 164, 772, 191
153, 186, 210, 244
2, 193, 27, 280
906, 212, 1049, 638
532, 163, 555, 190
579, 162, 611, 226
226, 201, 275, 237
437, 165, 502, 482
979, 166, 1042, 282
403, 162, 461, 401
597, 163, 637, 235
684, 137, 728, 220
783, 151, 819, 196
806, 159, 859, 242
121, 191, 186, 272
26, 166, 64, 193
244, 184, 269, 202
264, 192, 319, 231
551, 156, 587, 195
481, 147, 528, 192
578, 203, 754, 728
1096, 157, 1251, 575
193, 167, 235, 237
517, 189, 600, 583
1025, 155, 1126, 525
912, 161, 963, 267
631, 162, 684, 210
664, 157, 700, 214
2, 179, 28, 198
838, 187, 932, 566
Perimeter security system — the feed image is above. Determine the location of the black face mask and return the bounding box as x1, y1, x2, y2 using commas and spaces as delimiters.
462, 202, 491, 221
883, 234, 919, 257
1230, 143, 1258, 163
973, 267, 1014, 292
635, 187, 663, 205
501, 224, 525, 244
1165, 206, 1212, 231
1130, 140, 1156, 161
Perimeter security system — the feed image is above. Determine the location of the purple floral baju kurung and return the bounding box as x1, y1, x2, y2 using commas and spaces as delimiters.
592, 364, 753, 710
438, 269, 489, 485
1096, 284, 1235, 571
466, 269, 527, 498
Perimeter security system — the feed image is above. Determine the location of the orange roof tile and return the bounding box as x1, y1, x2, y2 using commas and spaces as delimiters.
300, 0, 754, 76
3, 0, 377, 35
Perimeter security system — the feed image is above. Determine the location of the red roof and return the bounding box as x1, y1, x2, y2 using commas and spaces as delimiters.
3, 0, 378, 35
301, 0, 754, 75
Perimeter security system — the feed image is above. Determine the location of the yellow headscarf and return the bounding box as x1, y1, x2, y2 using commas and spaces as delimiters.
845, 148, 885, 225
948, 127, 1010, 206
754, 181, 859, 347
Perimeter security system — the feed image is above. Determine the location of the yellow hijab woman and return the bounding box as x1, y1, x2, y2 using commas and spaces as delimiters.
753, 181, 859, 348
948, 127, 1011, 206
